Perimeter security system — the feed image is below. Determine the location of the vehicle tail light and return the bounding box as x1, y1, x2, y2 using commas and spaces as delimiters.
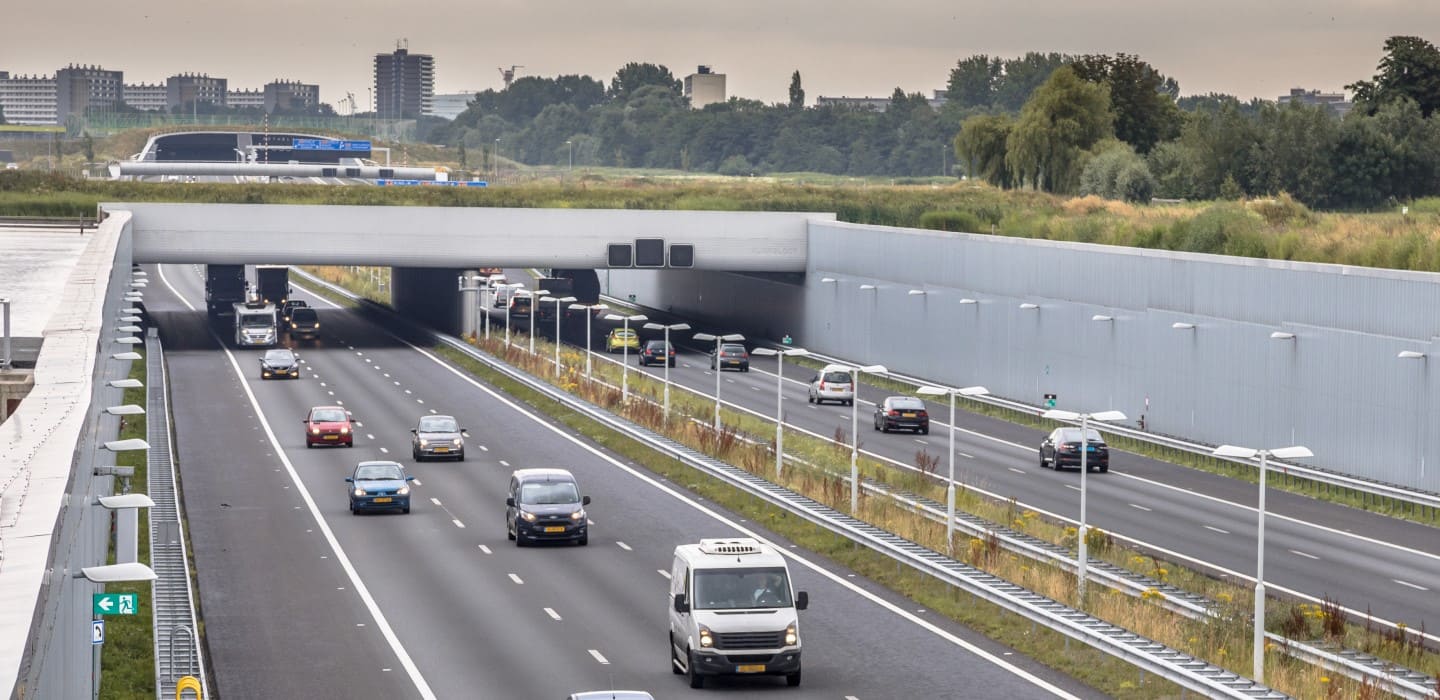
888, 410, 900, 417
742, 352, 749, 358
819, 381, 826, 390
918, 411, 928, 418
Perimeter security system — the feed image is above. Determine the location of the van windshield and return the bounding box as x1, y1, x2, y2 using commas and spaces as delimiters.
693, 567, 792, 610
241, 314, 273, 328
519, 481, 578, 505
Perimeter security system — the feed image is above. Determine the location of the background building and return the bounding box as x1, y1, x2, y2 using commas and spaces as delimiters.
263, 80, 319, 113
373, 46, 434, 120
429, 92, 476, 120
55, 65, 123, 123
166, 73, 227, 112
0, 72, 58, 124
123, 83, 167, 112
226, 89, 263, 110
683, 66, 726, 109
1278, 87, 1352, 117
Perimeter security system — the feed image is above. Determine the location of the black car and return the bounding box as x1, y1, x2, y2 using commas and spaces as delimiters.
509, 295, 532, 318
638, 340, 676, 367
1040, 427, 1109, 472
288, 307, 320, 339
709, 343, 749, 372
874, 396, 929, 433
506, 468, 590, 546
280, 299, 309, 325
258, 348, 299, 379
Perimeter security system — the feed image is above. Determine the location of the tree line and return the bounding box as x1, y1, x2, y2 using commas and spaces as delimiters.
428, 37, 1440, 209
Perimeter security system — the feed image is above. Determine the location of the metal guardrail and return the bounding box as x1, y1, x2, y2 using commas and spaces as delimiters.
146, 332, 207, 698
0, 215, 97, 232
292, 271, 1288, 699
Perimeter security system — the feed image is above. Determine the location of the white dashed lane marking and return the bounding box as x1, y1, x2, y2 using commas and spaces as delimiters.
657, 569, 671, 579
544, 608, 562, 621
1008, 467, 1025, 474
499, 460, 510, 467
451, 519, 465, 529
1065, 485, 1081, 492
366, 434, 375, 440
478, 445, 489, 452
1290, 550, 1320, 560
478, 544, 491, 554
508, 573, 524, 585
1129, 504, 1152, 512
616, 541, 632, 551
1204, 526, 1230, 535
1395, 579, 1428, 591
379, 447, 388, 454
430, 498, 442, 506
588, 650, 609, 665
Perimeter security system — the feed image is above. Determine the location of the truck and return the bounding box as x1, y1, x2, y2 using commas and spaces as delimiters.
256, 265, 291, 306
233, 301, 278, 347
534, 276, 575, 323
205, 264, 248, 318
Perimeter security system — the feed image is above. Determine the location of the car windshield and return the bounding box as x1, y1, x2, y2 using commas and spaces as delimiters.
263, 349, 294, 363
721, 344, 745, 354
518, 480, 579, 505
823, 371, 851, 383
693, 567, 793, 610
1060, 428, 1104, 443
613, 329, 635, 338
291, 308, 317, 322
312, 409, 347, 423
512, 297, 530, 308
355, 464, 404, 481
241, 314, 272, 328
646, 341, 671, 352
418, 416, 458, 432
889, 398, 924, 410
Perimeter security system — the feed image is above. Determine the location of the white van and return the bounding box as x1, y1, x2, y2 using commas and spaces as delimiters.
668, 538, 807, 688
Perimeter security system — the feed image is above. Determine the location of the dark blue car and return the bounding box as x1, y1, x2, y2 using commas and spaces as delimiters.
346, 461, 415, 514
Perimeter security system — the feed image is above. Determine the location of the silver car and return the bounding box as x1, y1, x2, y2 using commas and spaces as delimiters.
567, 692, 655, 700
411, 414, 467, 462
807, 364, 855, 405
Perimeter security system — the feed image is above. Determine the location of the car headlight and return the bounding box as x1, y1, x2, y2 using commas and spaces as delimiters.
290, 322, 296, 328
353, 488, 365, 496
452, 437, 463, 446
418, 438, 428, 447
340, 426, 349, 434
314, 323, 320, 328
311, 428, 320, 435
570, 509, 585, 521
698, 625, 714, 648
263, 371, 271, 376
785, 624, 798, 646
397, 486, 410, 496
519, 510, 537, 522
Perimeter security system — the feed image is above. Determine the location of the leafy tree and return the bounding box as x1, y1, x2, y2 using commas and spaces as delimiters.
1249, 101, 1339, 206
1169, 102, 1262, 199
1348, 36, 1440, 117
457, 141, 467, 170
1331, 99, 1440, 207
993, 52, 1072, 112
1072, 53, 1181, 153
953, 114, 1014, 186
945, 55, 1002, 109
0, 107, 7, 125
82, 132, 94, 163
717, 154, 753, 176
789, 71, 805, 109
609, 63, 681, 102
1115, 159, 1157, 203
1005, 67, 1114, 192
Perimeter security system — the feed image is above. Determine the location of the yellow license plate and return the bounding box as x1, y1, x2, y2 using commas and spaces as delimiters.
324, 435, 338, 440
543, 526, 565, 533
373, 497, 392, 503
736, 664, 766, 673
434, 447, 449, 453
902, 412, 916, 418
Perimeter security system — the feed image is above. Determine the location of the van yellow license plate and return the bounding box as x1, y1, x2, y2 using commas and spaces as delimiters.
736, 664, 766, 673
544, 526, 565, 533
373, 497, 392, 503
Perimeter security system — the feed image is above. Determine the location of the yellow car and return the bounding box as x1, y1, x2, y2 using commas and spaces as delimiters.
606, 328, 640, 353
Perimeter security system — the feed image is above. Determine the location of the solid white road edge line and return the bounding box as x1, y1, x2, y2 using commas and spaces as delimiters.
156, 265, 438, 700
394, 335, 1078, 698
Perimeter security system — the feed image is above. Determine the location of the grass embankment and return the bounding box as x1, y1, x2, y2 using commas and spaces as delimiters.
98, 357, 155, 699
5, 169, 1440, 275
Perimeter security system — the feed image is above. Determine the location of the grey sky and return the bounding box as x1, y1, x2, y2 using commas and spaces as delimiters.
4, 0, 1433, 110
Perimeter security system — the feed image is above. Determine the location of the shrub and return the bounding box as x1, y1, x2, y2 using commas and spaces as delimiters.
1114, 161, 1157, 203
716, 155, 753, 176
1249, 193, 1315, 226
1178, 204, 1263, 254
919, 210, 986, 233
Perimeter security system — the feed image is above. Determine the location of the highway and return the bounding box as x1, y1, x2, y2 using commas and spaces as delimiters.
495, 273, 1440, 642
146, 263, 1099, 699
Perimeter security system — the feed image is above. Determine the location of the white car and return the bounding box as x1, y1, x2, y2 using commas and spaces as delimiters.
567, 693, 655, 700
806, 364, 855, 405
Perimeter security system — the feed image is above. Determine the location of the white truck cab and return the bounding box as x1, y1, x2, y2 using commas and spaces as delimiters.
668, 538, 807, 689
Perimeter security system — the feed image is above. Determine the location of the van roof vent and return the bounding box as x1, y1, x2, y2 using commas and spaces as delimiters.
699, 538, 763, 555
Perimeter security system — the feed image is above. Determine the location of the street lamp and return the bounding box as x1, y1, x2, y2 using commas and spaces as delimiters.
1270, 331, 1295, 341
519, 288, 550, 355
499, 283, 525, 346
1091, 314, 1113, 322
751, 347, 810, 478
603, 313, 648, 400
907, 289, 927, 296
540, 295, 577, 376
1172, 322, 1196, 330
566, 139, 573, 171
847, 364, 888, 513
494, 138, 501, 180
570, 302, 608, 377
1040, 407, 1127, 603
1019, 303, 1039, 310
643, 322, 690, 417
1212, 443, 1313, 685
694, 332, 746, 431
916, 385, 990, 553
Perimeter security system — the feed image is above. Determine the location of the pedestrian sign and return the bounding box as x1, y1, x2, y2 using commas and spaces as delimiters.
1044, 393, 1057, 409
91, 619, 105, 645
782, 335, 793, 345
94, 592, 138, 615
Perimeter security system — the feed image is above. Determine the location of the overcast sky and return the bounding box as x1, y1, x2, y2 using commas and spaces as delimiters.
4, 0, 1433, 110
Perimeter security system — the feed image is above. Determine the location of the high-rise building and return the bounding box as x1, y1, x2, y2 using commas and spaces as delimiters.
166, 73, 227, 112
373, 46, 434, 120
55, 64, 123, 123
263, 80, 319, 113
123, 83, 167, 112
0, 72, 59, 124
683, 66, 726, 109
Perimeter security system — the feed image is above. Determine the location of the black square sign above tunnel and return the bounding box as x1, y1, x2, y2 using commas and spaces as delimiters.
608, 244, 633, 267
635, 238, 665, 267
668, 244, 694, 268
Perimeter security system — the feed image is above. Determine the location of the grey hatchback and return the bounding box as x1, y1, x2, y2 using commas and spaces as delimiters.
411, 414, 466, 461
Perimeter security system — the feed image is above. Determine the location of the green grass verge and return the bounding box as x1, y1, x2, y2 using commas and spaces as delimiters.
99, 357, 155, 699
428, 343, 1184, 697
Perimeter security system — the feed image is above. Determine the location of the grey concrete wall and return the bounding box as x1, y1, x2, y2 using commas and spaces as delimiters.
609, 220, 1440, 492
110, 203, 828, 272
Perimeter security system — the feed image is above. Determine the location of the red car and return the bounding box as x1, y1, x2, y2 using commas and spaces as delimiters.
304, 406, 354, 448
